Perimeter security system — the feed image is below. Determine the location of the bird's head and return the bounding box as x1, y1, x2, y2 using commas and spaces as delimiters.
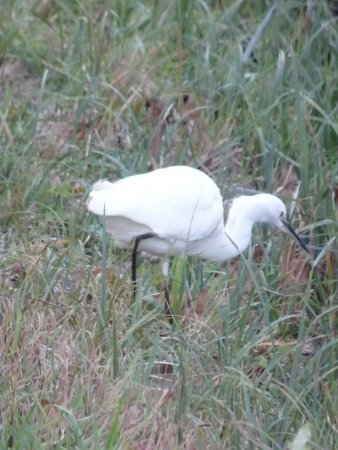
251, 194, 309, 253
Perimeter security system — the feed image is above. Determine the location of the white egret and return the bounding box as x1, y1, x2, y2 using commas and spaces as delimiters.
87, 166, 309, 316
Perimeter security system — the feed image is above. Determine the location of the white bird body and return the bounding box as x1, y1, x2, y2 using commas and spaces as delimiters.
87, 165, 308, 315
87, 166, 231, 260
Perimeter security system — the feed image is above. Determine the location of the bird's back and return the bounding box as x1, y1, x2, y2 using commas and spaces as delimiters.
87, 166, 224, 249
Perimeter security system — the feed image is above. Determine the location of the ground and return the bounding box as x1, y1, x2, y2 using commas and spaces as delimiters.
0, 1, 337, 449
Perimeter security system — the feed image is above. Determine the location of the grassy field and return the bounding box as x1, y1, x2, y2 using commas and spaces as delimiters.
0, 0, 337, 448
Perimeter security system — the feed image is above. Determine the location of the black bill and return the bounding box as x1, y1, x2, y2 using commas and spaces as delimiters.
282, 219, 309, 253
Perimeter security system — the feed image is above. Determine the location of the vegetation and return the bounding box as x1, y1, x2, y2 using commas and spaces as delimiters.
0, 0, 337, 448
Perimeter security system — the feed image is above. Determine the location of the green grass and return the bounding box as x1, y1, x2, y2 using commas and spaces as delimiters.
0, 0, 337, 448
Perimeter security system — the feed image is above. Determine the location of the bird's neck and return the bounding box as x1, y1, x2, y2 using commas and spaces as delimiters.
191, 211, 254, 262
222, 207, 255, 258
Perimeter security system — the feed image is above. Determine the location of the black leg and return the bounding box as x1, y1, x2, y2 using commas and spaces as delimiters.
131, 232, 155, 303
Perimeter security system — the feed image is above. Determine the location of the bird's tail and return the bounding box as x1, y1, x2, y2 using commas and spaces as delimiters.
86, 180, 114, 215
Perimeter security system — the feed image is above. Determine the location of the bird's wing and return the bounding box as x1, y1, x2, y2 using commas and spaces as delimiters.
87, 166, 224, 243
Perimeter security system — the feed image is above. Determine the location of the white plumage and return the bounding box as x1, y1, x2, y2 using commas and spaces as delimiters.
88, 166, 224, 258
87, 165, 308, 316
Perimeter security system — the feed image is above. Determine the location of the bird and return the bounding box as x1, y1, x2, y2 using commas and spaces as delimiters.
86, 165, 309, 317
